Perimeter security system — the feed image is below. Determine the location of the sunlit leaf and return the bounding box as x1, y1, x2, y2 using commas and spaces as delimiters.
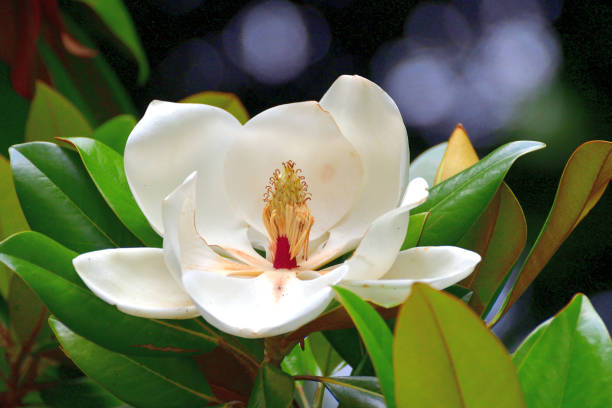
60, 137, 161, 247
247, 364, 294, 408
10, 142, 140, 252
72, 0, 149, 85
333, 286, 395, 408
49, 317, 216, 407
0, 232, 217, 356
394, 284, 525, 408
513, 294, 612, 408
91, 114, 136, 154
180, 91, 250, 124
25, 81, 92, 142
496, 141, 612, 321
414, 141, 544, 246
434, 124, 479, 185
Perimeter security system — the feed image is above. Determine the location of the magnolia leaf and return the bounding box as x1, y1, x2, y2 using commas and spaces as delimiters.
0, 61, 29, 156
414, 141, 544, 246
91, 115, 136, 154
434, 124, 479, 185
25, 81, 92, 142
309, 331, 344, 376
408, 142, 447, 187
394, 284, 525, 408
513, 294, 612, 408
10, 142, 141, 252
60, 137, 161, 247
401, 212, 428, 250
333, 286, 396, 408
0, 155, 28, 296
247, 364, 294, 408
8, 274, 48, 343
72, 0, 149, 85
497, 140, 612, 322
49, 317, 217, 407
40, 377, 126, 408
281, 338, 319, 378
0, 232, 217, 356
303, 376, 385, 408
180, 91, 250, 124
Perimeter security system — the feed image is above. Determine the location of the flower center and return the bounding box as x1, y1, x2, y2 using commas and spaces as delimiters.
262, 161, 314, 269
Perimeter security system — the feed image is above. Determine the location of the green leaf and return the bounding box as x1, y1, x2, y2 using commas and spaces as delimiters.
309, 331, 344, 376
25, 81, 92, 143
333, 286, 395, 408
247, 364, 294, 408
408, 142, 447, 187
37, 40, 98, 126
0, 60, 29, 156
413, 140, 545, 246
61, 137, 161, 247
304, 376, 385, 408
458, 183, 527, 317
443, 284, 473, 303
0, 155, 29, 297
49, 317, 217, 408
10, 142, 141, 252
513, 294, 612, 408
323, 327, 364, 371
498, 141, 612, 320
72, 0, 149, 85
0, 231, 217, 356
92, 115, 137, 154
401, 212, 429, 250
394, 283, 525, 408
281, 339, 319, 378
60, 14, 138, 119
181, 91, 250, 124
41, 377, 127, 408
8, 274, 48, 342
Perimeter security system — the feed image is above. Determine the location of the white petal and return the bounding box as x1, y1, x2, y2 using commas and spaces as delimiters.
162, 172, 267, 282
400, 177, 429, 208
73, 248, 198, 319
224, 101, 363, 241
182, 266, 347, 338
341, 246, 481, 307
319, 75, 408, 254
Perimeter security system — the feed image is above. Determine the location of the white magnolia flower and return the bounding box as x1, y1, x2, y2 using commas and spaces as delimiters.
73, 75, 481, 338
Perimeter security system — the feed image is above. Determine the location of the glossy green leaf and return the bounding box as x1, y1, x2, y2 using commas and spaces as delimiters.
37, 40, 97, 126
309, 331, 344, 376
281, 338, 319, 378
458, 183, 527, 317
401, 212, 429, 250
0, 60, 28, 156
394, 284, 525, 408
304, 376, 385, 408
61, 137, 161, 247
41, 377, 127, 408
73, 0, 149, 85
499, 141, 612, 320
0, 231, 217, 356
408, 142, 447, 187
0, 155, 28, 296
181, 91, 250, 124
413, 140, 544, 246
92, 115, 137, 154
25, 81, 92, 143
49, 317, 217, 408
444, 284, 473, 303
247, 364, 294, 408
513, 294, 611, 408
333, 286, 395, 408
10, 142, 141, 252
323, 327, 364, 371
60, 14, 138, 119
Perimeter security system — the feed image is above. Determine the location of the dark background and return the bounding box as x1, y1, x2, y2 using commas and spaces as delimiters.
68, 0, 611, 348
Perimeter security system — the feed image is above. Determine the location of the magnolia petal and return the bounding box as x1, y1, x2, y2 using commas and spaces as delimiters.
224, 101, 363, 241
162, 172, 266, 282
401, 177, 429, 208
341, 246, 481, 307
73, 248, 199, 319
320, 75, 409, 250
182, 265, 347, 338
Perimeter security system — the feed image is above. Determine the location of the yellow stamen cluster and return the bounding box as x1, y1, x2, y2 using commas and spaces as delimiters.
263, 161, 314, 262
